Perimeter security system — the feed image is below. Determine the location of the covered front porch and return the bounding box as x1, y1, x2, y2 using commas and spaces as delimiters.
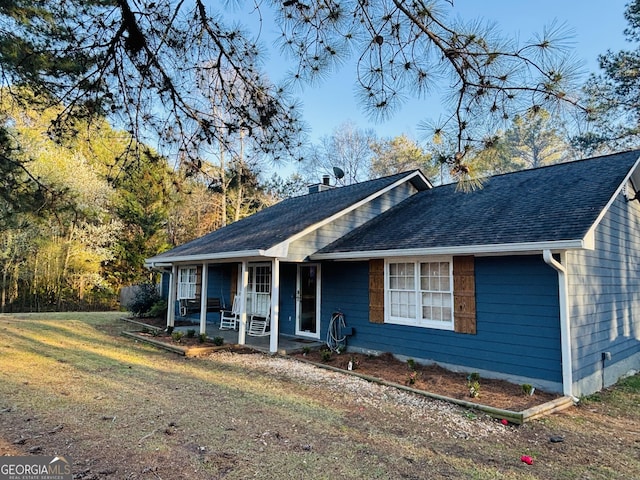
160, 258, 324, 354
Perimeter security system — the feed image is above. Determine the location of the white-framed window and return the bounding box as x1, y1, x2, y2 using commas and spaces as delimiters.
177, 266, 197, 300
385, 257, 454, 330
247, 263, 271, 315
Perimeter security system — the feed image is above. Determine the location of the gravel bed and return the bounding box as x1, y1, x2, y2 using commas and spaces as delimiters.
207, 351, 512, 439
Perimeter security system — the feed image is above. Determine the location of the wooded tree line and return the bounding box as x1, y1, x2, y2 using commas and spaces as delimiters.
0, 91, 283, 312
2, 1, 640, 311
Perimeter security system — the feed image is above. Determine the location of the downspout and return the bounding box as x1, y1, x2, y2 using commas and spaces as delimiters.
543, 250, 574, 398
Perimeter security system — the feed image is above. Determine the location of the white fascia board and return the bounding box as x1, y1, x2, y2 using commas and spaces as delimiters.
310, 239, 588, 260
145, 250, 266, 266
584, 154, 640, 241
268, 170, 431, 255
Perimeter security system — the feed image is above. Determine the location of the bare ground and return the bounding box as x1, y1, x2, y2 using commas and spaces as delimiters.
1, 312, 640, 479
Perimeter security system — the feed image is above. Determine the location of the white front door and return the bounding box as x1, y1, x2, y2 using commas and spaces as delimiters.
296, 264, 320, 338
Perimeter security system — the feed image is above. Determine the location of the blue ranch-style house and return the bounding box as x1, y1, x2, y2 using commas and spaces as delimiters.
145, 150, 640, 398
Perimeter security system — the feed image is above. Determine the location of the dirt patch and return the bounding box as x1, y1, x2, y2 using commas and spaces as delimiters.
292, 350, 560, 412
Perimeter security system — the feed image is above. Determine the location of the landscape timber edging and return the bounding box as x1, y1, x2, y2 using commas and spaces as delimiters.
293, 357, 576, 425
121, 330, 228, 357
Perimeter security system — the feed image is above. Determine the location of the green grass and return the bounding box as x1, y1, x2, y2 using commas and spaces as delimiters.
581, 373, 640, 420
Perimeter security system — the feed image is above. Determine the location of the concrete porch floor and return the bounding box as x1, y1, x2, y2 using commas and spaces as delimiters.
174, 321, 324, 355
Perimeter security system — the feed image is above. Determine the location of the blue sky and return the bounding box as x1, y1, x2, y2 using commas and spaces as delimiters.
253, 1, 631, 145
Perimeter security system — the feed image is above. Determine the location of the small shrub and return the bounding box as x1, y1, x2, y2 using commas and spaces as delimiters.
407, 358, 416, 371
147, 299, 168, 318
212, 336, 224, 346
124, 283, 161, 317
171, 331, 184, 342
198, 333, 207, 343
467, 372, 481, 398
522, 384, 535, 396
468, 381, 481, 398
302, 346, 311, 355
186, 329, 196, 338
321, 349, 332, 362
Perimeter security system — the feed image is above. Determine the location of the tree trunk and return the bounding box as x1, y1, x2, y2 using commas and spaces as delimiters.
234, 132, 245, 222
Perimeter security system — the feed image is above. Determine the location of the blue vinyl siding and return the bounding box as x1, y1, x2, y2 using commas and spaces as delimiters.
321, 256, 562, 386
206, 265, 231, 308
160, 272, 170, 299
278, 263, 298, 336
567, 192, 640, 392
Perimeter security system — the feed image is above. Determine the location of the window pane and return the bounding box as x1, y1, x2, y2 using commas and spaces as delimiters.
418, 263, 453, 323
390, 290, 415, 319
389, 262, 414, 290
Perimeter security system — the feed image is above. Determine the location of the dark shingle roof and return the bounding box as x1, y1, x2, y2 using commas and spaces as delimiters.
150, 171, 423, 260
316, 150, 640, 255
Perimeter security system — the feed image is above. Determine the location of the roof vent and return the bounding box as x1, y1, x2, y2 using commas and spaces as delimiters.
322, 174, 331, 186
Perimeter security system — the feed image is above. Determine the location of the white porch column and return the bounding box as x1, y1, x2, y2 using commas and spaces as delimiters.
166, 265, 177, 328
238, 261, 249, 345
269, 258, 280, 354
199, 262, 209, 335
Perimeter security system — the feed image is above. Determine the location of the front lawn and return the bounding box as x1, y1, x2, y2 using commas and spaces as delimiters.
1, 312, 639, 479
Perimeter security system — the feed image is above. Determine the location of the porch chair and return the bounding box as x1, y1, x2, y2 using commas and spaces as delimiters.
247, 308, 270, 336
219, 295, 240, 330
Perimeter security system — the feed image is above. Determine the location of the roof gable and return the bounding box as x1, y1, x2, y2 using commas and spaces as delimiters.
147, 170, 430, 264
314, 150, 640, 257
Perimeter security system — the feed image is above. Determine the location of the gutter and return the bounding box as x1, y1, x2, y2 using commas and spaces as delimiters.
145, 250, 268, 266
543, 250, 575, 399
310, 239, 589, 261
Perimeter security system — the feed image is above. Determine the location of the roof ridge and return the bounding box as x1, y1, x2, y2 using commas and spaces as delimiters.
430, 149, 640, 189
302, 169, 421, 197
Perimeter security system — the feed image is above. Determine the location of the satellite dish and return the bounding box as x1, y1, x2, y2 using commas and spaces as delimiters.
333, 166, 345, 179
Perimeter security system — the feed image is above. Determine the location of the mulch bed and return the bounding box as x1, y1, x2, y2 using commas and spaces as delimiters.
292, 350, 561, 412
